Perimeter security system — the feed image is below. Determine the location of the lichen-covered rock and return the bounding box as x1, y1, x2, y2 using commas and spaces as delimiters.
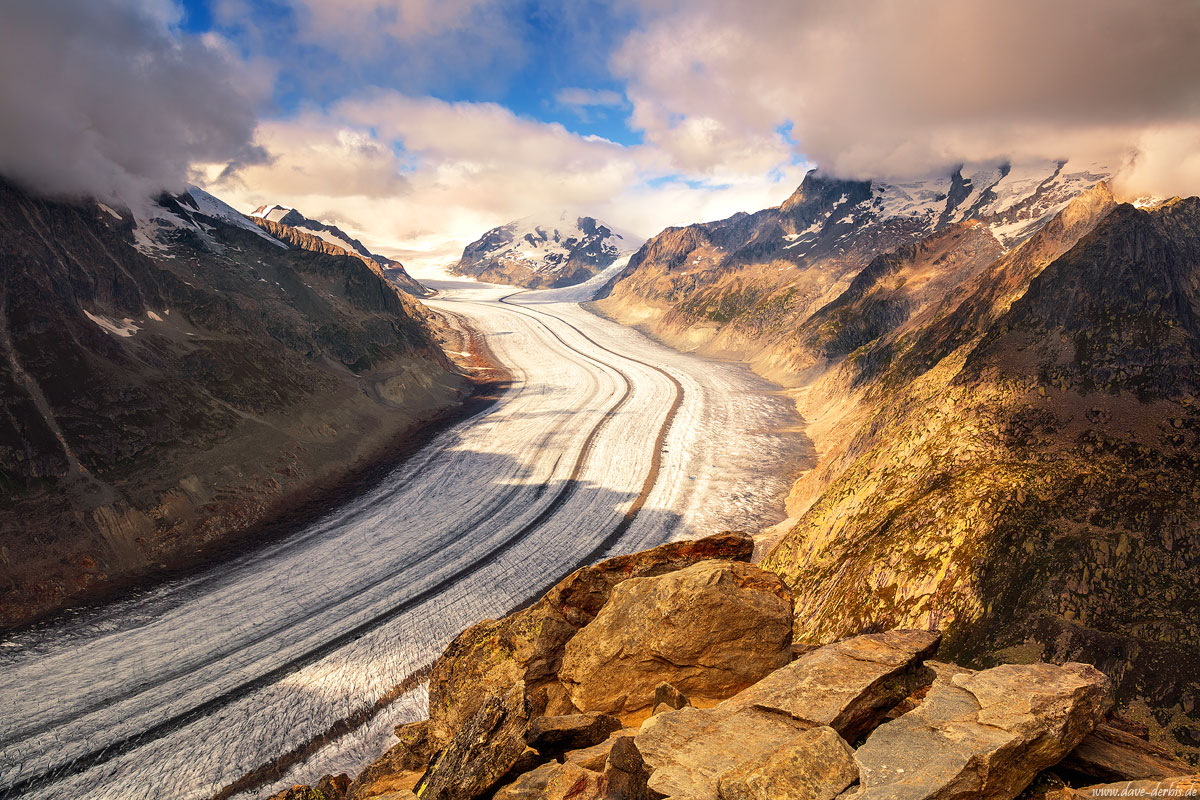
427, 533, 755, 744
852, 661, 1112, 800
559, 560, 793, 714
415, 682, 531, 800
715, 726, 857, 800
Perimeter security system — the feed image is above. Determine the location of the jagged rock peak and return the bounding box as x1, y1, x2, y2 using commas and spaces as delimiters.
780, 159, 1110, 250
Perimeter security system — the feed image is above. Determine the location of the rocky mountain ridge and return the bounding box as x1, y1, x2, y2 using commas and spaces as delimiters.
452, 214, 641, 289
592, 160, 1107, 383
249, 203, 429, 297
261, 534, 1196, 800
0, 179, 468, 628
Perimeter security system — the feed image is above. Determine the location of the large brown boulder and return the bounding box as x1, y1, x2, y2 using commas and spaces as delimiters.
851, 661, 1112, 800
559, 560, 793, 714
427, 533, 755, 743
721, 629, 940, 741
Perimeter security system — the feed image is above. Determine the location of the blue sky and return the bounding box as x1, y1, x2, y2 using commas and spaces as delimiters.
179, 0, 643, 145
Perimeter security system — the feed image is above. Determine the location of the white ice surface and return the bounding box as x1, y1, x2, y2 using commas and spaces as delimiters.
0, 272, 807, 799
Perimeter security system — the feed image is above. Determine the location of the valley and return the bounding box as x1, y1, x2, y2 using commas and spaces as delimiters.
0, 273, 807, 800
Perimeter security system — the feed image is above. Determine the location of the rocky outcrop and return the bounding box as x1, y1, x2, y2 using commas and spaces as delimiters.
0, 180, 467, 628
852, 662, 1110, 800
290, 542, 1123, 800
762, 194, 1200, 759
427, 533, 755, 745
559, 560, 793, 714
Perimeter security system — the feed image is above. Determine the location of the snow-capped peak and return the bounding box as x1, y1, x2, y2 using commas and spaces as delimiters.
453, 213, 644, 288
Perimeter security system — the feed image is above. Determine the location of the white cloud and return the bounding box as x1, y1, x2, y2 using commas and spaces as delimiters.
615, 0, 1200, 195
202, 89, 808, 272
0, 0, 265, 203
556, 88, 625, 109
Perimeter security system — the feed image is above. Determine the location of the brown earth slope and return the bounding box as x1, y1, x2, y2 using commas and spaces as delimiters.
0, 179, 468, 628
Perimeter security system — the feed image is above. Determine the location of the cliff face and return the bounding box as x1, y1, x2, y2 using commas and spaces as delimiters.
451, 215, 640, 289
762, 196, 1200, 759
0, 179, 467, 628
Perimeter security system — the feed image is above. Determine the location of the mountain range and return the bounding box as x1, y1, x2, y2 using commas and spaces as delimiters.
451, 213, 641, 289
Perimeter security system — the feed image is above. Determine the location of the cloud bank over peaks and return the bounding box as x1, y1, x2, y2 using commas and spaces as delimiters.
0, 0, 267, 203
616, 0, 1200, 199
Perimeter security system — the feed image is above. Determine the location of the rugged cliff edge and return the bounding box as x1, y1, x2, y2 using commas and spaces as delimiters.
0, 180, 471, 628
258, 534, 1195, 800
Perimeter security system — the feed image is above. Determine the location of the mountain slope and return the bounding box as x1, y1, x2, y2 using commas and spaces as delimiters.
0, 179, 468, 628
250, 203, 429, 297
761, 196, 1200, 760
451, 213, 641, 289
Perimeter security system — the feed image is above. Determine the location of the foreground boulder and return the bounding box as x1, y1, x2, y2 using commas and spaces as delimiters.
633, 630, 938, 800
559, 560, 794, 714
427, 533, 755, 743
852, 661, 1111, 800
722, 629, 940, 741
